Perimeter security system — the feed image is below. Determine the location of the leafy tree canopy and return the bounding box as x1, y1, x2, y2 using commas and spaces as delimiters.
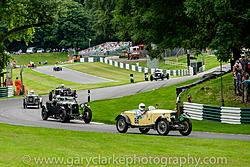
0, 0, 66, 72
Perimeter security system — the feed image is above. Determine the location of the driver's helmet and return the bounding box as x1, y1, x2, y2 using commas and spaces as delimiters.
139, 103, 146, 111
30, 90, 34, 94
61, 84, 65, 88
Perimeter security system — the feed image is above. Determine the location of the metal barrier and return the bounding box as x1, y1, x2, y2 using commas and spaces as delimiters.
183, 102, 250, 124
79, 57, 189, 76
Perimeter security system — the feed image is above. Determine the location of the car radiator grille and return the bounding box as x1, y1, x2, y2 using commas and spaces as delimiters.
28, 97, 34, 103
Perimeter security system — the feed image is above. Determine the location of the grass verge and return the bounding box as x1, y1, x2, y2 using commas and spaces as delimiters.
181, 73, 249, 108
11, 52, 69, 66
66, 62, 145, 83
11, 68, 128, 94
130, 54, 225, 71
0, 123, 249, 167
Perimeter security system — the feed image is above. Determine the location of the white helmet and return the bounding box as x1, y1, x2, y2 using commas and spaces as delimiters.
61, 84, 65, 88
30, 90, 34, 94
139, 103, 145, 111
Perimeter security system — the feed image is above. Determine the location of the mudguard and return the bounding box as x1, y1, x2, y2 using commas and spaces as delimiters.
115, 113, 131, 124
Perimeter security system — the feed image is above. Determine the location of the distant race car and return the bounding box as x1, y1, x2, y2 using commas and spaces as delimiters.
115, 104, 192, 136
53, 66, 62, 71
150, 70, 169, 81
23, 91, 42, 109
28, 62, 36, 69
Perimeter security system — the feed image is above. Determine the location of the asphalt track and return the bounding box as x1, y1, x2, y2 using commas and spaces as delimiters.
1, 63, 250, 141
34, 65, 114, 84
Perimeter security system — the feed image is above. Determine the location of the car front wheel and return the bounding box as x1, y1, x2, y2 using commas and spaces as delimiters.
156, 119, 169, 135
83, 107, 92, 124
179, 118, 192, 136
150, 75, 153, 81
116, 117, 128, 133
41, 107, 49, 120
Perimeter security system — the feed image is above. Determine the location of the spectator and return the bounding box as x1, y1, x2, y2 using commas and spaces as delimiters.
243, 75, 250, 102
187, 95, 192, 103
236, 67, 243, 96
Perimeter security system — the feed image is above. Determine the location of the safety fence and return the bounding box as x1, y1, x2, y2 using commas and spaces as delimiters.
183, 102, 250, 124
0, 86, 14, 98
78, 57, 192, 76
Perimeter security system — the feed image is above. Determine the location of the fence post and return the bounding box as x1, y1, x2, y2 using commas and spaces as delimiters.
145, 73, 148, 81
88, 89, 90, 102
130, 74, 134, 83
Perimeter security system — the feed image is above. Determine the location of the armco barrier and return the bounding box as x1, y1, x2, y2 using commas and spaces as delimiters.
80, 57, 190, 76
183, 102, 250, 124
0, 87, 8, 98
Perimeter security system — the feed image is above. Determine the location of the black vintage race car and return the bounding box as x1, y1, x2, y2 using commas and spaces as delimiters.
41, 87, 92, 123
150, 70, 169, 81
49, 86, 76, 100
53, 66, 62, 71
23, 92, 43, 109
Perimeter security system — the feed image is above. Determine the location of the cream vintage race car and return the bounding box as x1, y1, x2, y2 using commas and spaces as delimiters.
115, 106, 192, 136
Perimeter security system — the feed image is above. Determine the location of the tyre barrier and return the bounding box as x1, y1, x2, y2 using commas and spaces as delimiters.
79, 57, 191, 76
183, 102, 250, 124
0, 87, 8, 98
7, 86, 14, 97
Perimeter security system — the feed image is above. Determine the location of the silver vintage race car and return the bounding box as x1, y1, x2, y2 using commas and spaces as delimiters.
23, 90, 43, 109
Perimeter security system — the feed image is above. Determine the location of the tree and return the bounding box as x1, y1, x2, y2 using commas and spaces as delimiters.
185, 0, 250, 62
56, 1, 93, 49
84, 0, 118, 43
0, 0, 66, 72
112, 0, 190, 57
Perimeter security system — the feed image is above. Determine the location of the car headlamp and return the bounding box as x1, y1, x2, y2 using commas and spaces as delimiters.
80, 103, 85, 108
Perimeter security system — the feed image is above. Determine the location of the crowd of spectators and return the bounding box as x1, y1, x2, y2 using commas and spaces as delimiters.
79, 42, 131, 56
232, 55, 250, 102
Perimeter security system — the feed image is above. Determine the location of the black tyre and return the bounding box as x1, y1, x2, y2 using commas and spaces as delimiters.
83, 107, 92, 124
150, 75, 154, 81
139, 128, 150, 134
161, 75, 164, 80
116, 117, 128, 133
23, 100, 26, 109
41, 107, 49, 120
156, 119, 170, 135
179, 118, 192, 136
166, 74, 169, 80
59, 109, 70, 123
49, 91, 53, 101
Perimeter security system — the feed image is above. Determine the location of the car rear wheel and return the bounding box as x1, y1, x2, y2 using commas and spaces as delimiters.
179, 118, 192, 136
139, 128, 150, 134
156, 119, 169, 135
116, 117, 128, 133
49, 91, 53, 101
23, 100, 26, 109
41, 107, 49, 120
83, 107, 92, 124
